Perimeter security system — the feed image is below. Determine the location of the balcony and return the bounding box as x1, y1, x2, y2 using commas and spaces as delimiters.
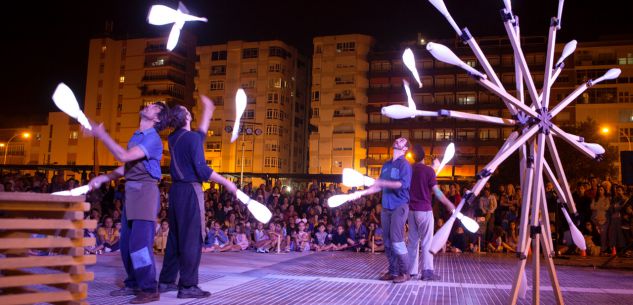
145, 45, 187, 57
142, 74, 186, 85
141, 89, 184, 100
144, 60, 186, 71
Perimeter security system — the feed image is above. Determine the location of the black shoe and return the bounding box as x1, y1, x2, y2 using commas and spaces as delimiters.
421, 271, 441, 281
109, 287, 139, 296
158, 283, 178, 293
177, 286, 211, 299
129, 291, 160, 304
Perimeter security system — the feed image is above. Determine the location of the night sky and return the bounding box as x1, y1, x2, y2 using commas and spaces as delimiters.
2, 0, 631, 128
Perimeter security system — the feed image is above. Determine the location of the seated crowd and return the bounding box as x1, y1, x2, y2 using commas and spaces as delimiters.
1, 172, 632, 258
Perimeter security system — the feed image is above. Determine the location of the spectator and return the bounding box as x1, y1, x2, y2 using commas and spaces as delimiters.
203, 222, 232, 252
331, 225, 349, 251
591, 186, 610, 253
348, 217, 368, 252
254, 222, 272, 253
154, 219, 169, 254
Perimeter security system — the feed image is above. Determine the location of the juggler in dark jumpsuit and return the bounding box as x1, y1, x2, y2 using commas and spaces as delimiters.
159, 129, 212, 288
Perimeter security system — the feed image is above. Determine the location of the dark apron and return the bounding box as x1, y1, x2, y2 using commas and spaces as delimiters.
124, 160, 160, 222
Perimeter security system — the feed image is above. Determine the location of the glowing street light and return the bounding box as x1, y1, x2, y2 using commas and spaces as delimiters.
3, 132, 31, 165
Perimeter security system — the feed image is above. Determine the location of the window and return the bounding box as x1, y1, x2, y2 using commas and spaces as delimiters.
371, 61, 391, 72
267, 92, 279, 103
265, 143, 279, 151
312, 108, 319, 118
269, 78, 282, 89
119, 76, 125, 83
457, 95, 476, 105
618, 53, 633, 65
269, 46, 290, 59
211, 65, 226, 75
435, 129, 453, 141
244, 109, 255, 119
312, 91, 320, 101
333, 107, 354, 117
205, 142, 221, 152
334, 90, 354, 100
210, 80, 224, 90
211, 51, 227, 61
336, 42, 356, 52
335, 75, 354, 85
479, 128, 499, 141
99, 64, 104, 73
269, 63, 282, 72
242, 79, 256, 89
242, 48, 259, 59
368, 130, 389, 140
266, 109, 281, 120
69, 131, 79, 140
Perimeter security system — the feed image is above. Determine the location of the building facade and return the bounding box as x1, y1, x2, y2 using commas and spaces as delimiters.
309, 34, 375, 175
571, 40, 633, 177
195, 40, 309, 176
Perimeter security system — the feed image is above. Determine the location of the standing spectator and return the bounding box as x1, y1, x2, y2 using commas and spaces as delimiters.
609, 186, 627, 253
591, 186, 610, 253
479, 189, 497, 245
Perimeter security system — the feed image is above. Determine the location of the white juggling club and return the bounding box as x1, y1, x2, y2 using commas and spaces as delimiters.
560, 206, 586, 250
402, 48, 422, 88
342, 168, 375, 188
381, 104, 418, 119
426, 42, 486, 79
403, 79, 417, 110
591, 68, 621, 85
231, 88, 247, 143
328, 194, 354, 208
236, 190, 272, 223
555, 40, 576, 68
583, 142, 605, 155
147, 2, 208, 51
428, 0, 462, 35
556, 0, 565, 29
51, 185, 91, 196
52, 83, 91, 130
435, 143, 455, 174
456, 212, 480, 233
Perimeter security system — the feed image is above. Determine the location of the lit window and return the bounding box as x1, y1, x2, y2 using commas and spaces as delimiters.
69, 131, 79, 140
119, 76, 125, 83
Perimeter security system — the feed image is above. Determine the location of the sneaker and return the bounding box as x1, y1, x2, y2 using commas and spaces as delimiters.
264, 248, 270, 253
158, 283, 178, 293
177, 286, 211, 299
379, 273, 395, 281
393, 273, 411, 283
256, 248, 264, 253
109, 287, 139, 296
129, 291, 160, 304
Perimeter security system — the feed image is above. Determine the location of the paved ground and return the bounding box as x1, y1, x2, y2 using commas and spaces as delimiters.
86, 251, 633, 305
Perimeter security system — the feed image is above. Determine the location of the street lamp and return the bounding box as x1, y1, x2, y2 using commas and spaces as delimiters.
601, 126, 631, 151
3, 132, 31, 165
226, 122, 262, 187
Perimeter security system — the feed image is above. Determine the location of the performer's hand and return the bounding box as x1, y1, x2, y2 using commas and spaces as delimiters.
347, 191, 363, 201
432, 158, 441, 171
89, 174, 110, 190
225, 182, 238, 195
200, 95, 215, 115
83, 120, 107, 139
